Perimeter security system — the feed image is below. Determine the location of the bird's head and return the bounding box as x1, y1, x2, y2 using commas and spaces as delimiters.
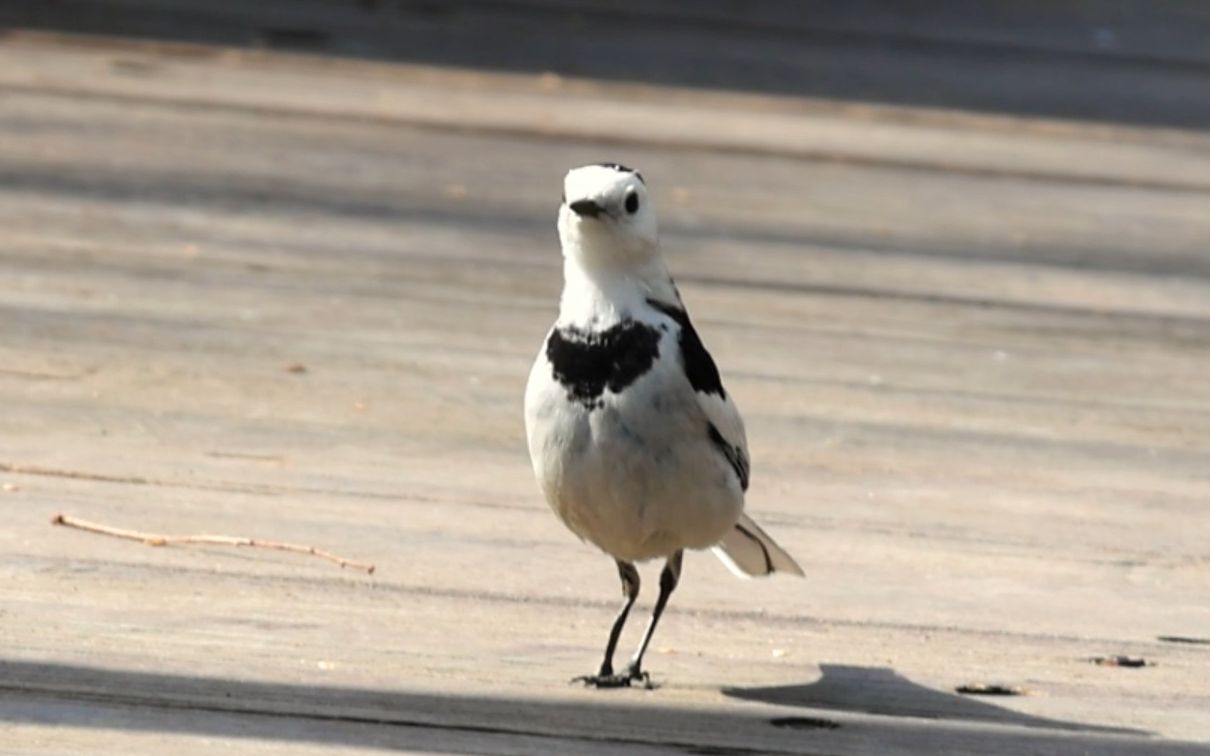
558, 163, 658, 268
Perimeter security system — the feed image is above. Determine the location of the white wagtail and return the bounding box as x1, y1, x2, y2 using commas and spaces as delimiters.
524, 163, 803, 688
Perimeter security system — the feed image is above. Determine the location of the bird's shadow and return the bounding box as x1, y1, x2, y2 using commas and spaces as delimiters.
723, 663, 1146, 736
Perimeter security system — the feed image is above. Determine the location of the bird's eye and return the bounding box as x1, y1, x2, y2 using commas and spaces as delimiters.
625, 192, 639, 214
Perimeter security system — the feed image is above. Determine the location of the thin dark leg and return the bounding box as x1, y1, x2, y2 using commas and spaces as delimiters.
574, 561, 640, 687
625, 550, 683, 685
597, 561, 641, 677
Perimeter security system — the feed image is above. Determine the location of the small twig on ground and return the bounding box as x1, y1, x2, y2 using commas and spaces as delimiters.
50, 513, 375, 574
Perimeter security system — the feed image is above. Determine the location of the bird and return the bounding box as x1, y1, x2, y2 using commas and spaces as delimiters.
524, 163, 803, 688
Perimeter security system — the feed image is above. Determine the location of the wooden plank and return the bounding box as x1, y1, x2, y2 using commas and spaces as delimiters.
2, 32, 1209, 195
0, 33, 1208, 755
1, 0, 1209, 128
5, 0, 1210, 64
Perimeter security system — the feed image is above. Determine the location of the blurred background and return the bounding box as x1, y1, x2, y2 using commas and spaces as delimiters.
4, 0, 1209, 127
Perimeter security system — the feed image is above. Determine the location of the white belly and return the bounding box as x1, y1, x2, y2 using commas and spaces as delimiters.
525, 353, 744, 563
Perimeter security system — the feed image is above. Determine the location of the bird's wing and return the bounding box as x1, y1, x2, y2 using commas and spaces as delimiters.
646, 298, 749, 490
647, 296, 803, 578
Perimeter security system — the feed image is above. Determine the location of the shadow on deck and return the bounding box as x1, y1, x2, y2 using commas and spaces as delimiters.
1, 0, 1208, 131
3, 660, 1200, 755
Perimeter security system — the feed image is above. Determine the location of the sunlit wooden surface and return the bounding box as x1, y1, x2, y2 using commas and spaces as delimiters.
1, 28, 1208, 755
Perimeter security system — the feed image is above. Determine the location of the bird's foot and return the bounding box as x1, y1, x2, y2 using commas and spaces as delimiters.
573, 673, 633, 689
572, 665, 653, 690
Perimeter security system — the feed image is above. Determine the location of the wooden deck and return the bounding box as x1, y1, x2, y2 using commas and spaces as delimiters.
2, 23, 1209, 756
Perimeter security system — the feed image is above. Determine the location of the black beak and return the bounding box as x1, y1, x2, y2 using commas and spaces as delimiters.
568, 199, 604, 218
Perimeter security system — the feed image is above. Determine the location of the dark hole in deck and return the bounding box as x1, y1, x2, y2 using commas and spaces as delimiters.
769, 716, 840, 730
1090, 655, 1152, 668
955, 684, 1023, 696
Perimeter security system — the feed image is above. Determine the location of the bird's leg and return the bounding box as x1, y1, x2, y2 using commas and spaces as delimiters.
624, 550, 683, 687
574, 560, 640, 688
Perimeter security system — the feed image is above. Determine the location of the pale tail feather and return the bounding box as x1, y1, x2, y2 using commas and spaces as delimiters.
712, 513, 804, 578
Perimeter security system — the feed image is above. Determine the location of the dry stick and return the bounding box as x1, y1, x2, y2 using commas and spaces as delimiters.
50, 513, 375, 574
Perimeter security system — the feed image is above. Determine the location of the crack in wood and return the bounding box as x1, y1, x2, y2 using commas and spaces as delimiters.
4, 80, 1208, 196
0, 462, 530, 511
0, 366, 96, 380
9, 553, 1180, 651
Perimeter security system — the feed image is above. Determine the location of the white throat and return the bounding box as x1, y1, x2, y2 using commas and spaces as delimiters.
558, 245, 678, 328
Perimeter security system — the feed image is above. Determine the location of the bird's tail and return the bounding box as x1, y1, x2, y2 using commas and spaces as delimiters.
712, 513, 804, 578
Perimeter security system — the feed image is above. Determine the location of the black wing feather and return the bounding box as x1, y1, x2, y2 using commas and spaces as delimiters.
646, 299, 725, 398
708, 422, 750, 491
648, 297, 747, 489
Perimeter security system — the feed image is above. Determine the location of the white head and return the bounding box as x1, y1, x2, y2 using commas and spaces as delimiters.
558, 163, 658, 269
